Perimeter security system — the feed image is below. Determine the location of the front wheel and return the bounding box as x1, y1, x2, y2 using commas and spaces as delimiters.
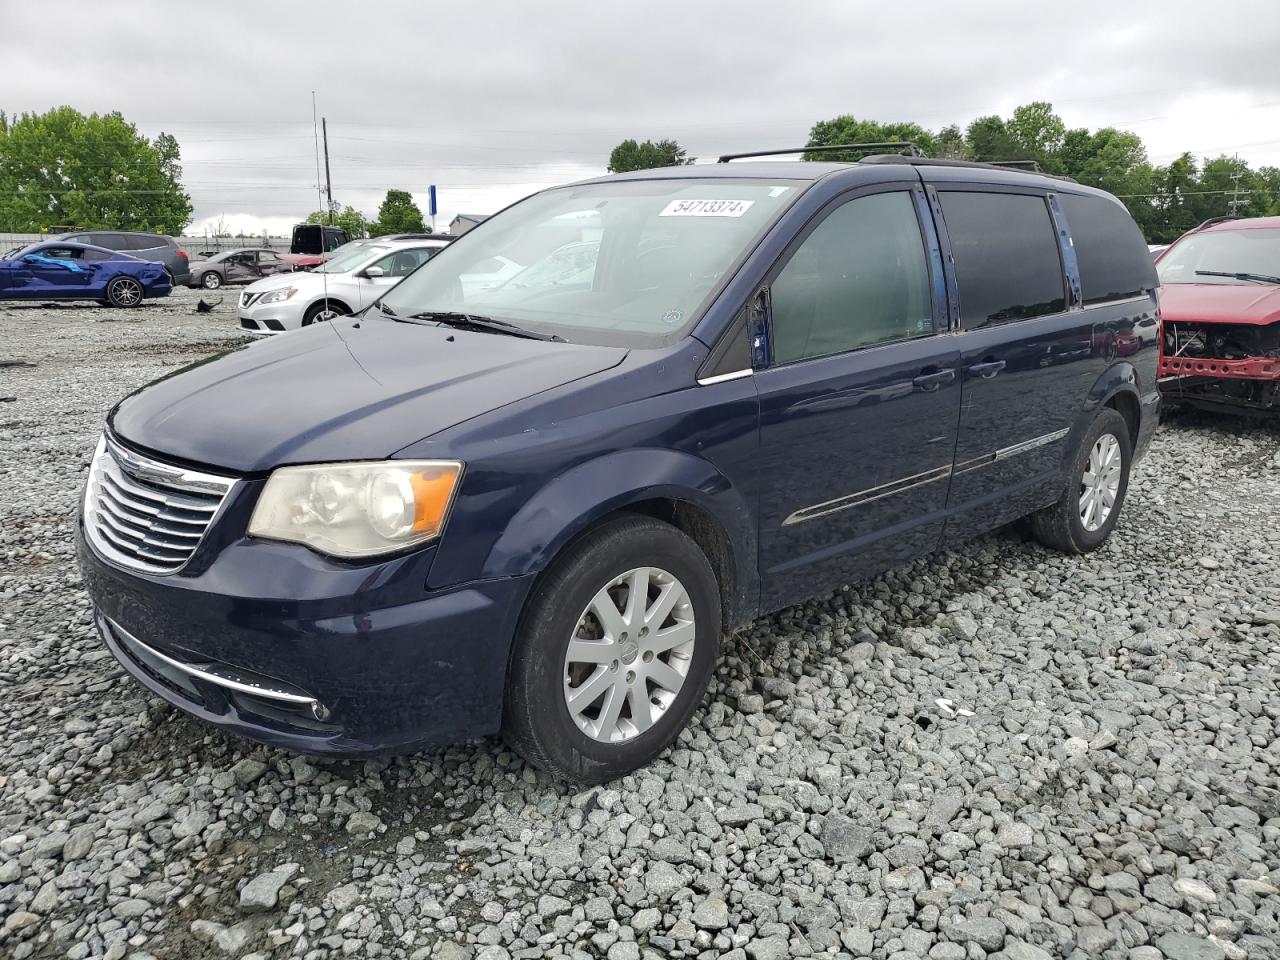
105, 276, 144, 308
503, 515, 721, 784
200, 272, 222, 289
303, 301, 347, 325
1030, 407, 1132, 553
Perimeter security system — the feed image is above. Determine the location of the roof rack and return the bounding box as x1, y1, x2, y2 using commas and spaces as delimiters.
857, 154, 1077, 183
717, 141, 923, 163
1194, 216, 1243, 230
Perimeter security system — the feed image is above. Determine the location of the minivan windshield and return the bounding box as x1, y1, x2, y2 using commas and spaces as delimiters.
1157, 228, 1280, 285
317, 244, 390, 274
378, 179, 800, 345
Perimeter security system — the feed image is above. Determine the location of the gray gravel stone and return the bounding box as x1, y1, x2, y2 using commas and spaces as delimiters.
2, 296, 1279, 960
1155, 932, 1226, 960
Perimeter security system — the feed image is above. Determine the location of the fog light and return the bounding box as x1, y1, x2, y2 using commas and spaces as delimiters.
311, 702, 332, 722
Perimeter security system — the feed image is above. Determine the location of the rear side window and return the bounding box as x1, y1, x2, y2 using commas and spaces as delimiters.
940, 192, 1065, 329
1060, 194, 1157, 304
771, 191, 933, 364
126, 235, 163, 251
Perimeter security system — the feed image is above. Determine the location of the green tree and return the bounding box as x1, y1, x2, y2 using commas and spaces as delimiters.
369, 189, 426, 236
805, 116, 936, 161
965, 115, 1019, 164
607, 139, 692, 173
1006, 101, 1066, 168
305, 205, 368, 238
0, 106, 192, 233
933, 124, 970, 161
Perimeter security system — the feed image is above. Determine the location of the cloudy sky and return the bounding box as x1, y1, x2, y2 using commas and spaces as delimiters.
4, 0, 1279, 237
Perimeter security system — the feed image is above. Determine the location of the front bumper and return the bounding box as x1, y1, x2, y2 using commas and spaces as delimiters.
238, 291, 306, 334
77, 517, 533, 754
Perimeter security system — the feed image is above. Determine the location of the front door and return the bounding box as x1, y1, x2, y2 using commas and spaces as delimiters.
223, 253, 258, 284
755, 187, 962, 611
928, 187, 1102, 542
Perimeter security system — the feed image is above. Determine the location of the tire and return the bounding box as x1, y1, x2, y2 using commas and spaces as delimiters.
503, 514, 722, 784
1030, 407, 1131, 554
303, 300, 347, 325
105, 276, 144, 308
200, 272, 222, 289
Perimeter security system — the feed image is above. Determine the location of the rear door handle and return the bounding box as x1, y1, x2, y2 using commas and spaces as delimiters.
967, 359, 1007, 379
913, 368, 957, 390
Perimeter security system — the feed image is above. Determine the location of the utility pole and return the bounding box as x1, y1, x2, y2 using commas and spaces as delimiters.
1227, 154, 1248, 217
322, 118, 335, 226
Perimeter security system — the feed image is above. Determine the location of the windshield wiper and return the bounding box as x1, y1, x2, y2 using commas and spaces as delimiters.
408, 310, 564, 342
1195, 270, 1280, 285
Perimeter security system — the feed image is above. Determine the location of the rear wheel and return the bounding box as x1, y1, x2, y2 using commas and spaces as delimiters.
1030, 407, 1131, 553
200, 272, 222, 289
303, 300, 347, 325
503, 515, 721, 784
106, 276, 143, 308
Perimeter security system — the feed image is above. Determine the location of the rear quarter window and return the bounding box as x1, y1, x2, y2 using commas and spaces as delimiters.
940, 191, 1066, 329
126, 235, 164, 251
1060, 194, 1157, 303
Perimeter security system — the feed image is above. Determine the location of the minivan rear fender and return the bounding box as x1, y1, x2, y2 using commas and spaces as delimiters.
478, 448, 758, 626
1077, 362, 1148, 458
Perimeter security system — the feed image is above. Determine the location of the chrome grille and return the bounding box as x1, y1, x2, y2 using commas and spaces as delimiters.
83, 435, 235, 575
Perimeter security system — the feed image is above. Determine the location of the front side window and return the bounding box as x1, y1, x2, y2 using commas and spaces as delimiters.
319, 245, 390, 274
33, 246, 83, 261
373, 247, 434, 278
770, 191, 933, 364
379, 179, 801, 347
1157, 228, 1280, 286
941, 192, 1065, 328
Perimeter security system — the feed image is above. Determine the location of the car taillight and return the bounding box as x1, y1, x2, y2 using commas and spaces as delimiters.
176, 249, 189, 260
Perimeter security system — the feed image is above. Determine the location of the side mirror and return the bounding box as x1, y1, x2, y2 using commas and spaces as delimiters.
362, 266, 385, 279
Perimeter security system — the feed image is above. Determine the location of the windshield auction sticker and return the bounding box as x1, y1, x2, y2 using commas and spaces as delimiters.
659, 199, 755, 217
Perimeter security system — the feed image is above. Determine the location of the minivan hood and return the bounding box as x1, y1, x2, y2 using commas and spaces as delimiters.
109, 319, 628, 473
1159, 282, 1280, 326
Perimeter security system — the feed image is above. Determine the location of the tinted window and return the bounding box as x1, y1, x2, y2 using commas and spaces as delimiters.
940, 192, 1065, 328
1061, 194, 1156, 303
127, 234, 163, 251
771, 191, 933, 364
82, 248, 114, 261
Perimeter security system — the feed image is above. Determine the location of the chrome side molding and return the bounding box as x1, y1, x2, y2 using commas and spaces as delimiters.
783, 464, 952, 526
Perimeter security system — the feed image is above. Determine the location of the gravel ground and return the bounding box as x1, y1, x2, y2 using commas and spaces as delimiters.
1, 288, 1278, 960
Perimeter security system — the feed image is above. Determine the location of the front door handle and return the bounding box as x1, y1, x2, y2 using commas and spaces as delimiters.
967, 359, 1007, 379
913, 368, 957, 391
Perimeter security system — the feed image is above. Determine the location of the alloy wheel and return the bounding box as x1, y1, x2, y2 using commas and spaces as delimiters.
108, 278, 142, 307
562, 566, 696, 743
1079, 434, 1122, 532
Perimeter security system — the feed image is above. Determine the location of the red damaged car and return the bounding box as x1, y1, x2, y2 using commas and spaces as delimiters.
1157, 216, 1280, 415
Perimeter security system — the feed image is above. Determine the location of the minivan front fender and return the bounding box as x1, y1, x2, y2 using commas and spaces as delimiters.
479, 448, 758, 626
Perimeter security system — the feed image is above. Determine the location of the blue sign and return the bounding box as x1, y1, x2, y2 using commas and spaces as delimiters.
428, 184, 438, 217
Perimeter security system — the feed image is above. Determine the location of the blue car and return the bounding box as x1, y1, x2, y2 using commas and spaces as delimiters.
77, 149, 1159, 782
0, 241, 172, 307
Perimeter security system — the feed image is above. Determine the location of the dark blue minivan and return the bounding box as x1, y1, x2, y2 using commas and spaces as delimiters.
77, 152, 1160, 782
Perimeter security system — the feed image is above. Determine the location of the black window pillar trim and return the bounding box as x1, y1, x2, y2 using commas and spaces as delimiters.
923, 185, 962, 331
912, 186, 951, 336
1046, 192, 1083, 311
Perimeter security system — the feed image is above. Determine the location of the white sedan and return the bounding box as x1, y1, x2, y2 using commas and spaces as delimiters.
238, 238, 449, 334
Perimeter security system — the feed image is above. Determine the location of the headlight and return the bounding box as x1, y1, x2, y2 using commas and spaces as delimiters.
257, 287, 297, 304
248, 460, 462, 558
